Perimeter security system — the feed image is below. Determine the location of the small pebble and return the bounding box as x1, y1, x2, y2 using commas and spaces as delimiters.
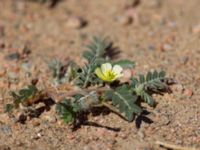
32, 119, 41, 127
180, 56, 189, 65
117, 16, 132, 25
171, 84, 184, 93
66, 16, 86, 29
0, 114, 10, 124
192, 24, 200, 34
184, 89, 193, 97
67, 134, 76, 140
21, 62, 32, 71
83, 145, 92, 150
41, 110, 57, 123
175, 139, 183, 144
119, 133, 128, 139
0, 125, 12, 135
148, 0, 162, 8
160, 43, 173, 51
148, 44, 156, 51
8, 72, 19, 83
138, 131, 145, 139
5, 52, 20, 61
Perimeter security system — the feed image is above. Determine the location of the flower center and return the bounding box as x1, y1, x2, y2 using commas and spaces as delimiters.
105, 70, 116, 80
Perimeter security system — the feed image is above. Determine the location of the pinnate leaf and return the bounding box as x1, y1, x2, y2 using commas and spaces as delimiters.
105, 85, 142, 121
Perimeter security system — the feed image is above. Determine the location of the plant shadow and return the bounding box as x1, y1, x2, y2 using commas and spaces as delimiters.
135, 110, 153, 129
72, 106, 121, 132
105, 42, 121, 60
49, 0, 62, 8
17, 98, 55, 124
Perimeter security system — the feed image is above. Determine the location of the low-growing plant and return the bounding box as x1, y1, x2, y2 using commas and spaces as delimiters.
5, 36, 173, 125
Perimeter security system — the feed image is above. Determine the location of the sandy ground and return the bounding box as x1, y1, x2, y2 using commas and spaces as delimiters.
0, 0, 200, 149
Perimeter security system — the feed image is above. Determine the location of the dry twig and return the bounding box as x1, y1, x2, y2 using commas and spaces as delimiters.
156, 141, 198, 150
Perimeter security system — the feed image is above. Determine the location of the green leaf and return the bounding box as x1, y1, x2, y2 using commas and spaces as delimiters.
131, 70, 168, 106
83, 37, 110, 63
56, 91, 100, 124
78, 37, 111, 87
4, 104, 14, 113
142, 93, 155, 107
146, 71, 152, 81
113, 60, 135, 68
139, 74, 145, 83
56, 99, 77, 124
105, 85, 142, 121
10, 85, 38, 107
159, 71, 166, 78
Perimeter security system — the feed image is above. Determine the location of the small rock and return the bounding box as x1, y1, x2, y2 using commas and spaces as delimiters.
0, 114, 10, 124
5, 52, 20, 61
192, 24, 200, 34
148, 44, 156, 51
32, 119, 40, 127
117, 16, 132, 25
138, 130, 145, 139
171, 84, 184, 93
175, 139, 183, 144
167, 21, 178, 28
119, 133, 128, 139
83, 145, 92, 150
66, 16, 86, 29
7, 72, 19, 83
148, 0, 162, 8
41, 111, 57, 123
180, 56, 189, 65
67, 134, 76, 140
184, 89, 193, 97
21, 62, 32, 71
160, 43, 173, 51
0, 125, 12, 135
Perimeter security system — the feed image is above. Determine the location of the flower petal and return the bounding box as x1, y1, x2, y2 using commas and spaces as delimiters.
115, 73, 124, 78
112, 65, 123, 75
101, 63, 112, 75
95, 68, 106, 80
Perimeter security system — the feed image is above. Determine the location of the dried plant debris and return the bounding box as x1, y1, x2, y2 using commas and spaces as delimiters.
5, 36, 173, 126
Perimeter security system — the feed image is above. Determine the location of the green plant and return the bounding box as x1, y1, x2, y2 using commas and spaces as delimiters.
5, 85, 38, 112
5, 36, 172, 126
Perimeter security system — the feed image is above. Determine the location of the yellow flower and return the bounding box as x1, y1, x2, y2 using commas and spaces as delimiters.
95, 63, 123, 82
